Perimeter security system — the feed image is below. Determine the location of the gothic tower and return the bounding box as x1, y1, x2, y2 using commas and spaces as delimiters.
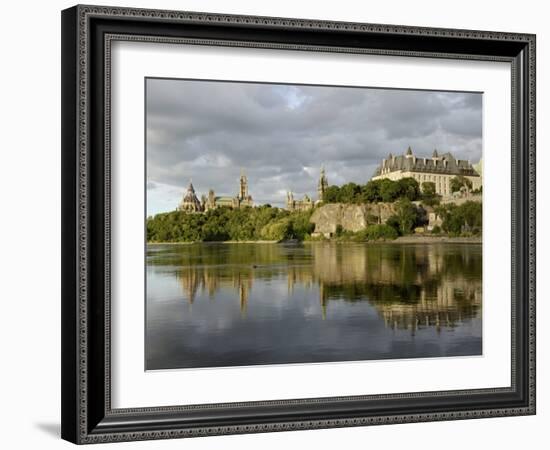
287, 191, 294, 211
317, 167, 328, 202
238, 170, 248, 201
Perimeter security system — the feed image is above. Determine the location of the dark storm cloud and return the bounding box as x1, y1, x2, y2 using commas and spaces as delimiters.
146, 78, 482, 213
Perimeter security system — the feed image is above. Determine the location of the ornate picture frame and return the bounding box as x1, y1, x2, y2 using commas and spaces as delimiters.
61, 4, 536, 444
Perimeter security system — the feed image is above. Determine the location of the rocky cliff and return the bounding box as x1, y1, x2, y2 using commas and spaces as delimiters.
310, 203, 397, 236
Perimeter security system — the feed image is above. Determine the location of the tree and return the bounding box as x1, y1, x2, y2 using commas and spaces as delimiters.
435, 201, 482, 235
460, 201, 482, 231
360, 180, 382, 203
397, 177, 420, 201
393, 198, 419, 235
379, 179, 402, 202
289, 210, 315, 240
339, 182, 361, 203
421, 181, 436, 197
450, 176, 473, 194
421, 181, 440, 206
323, 185, 341, 203
385, 215, 402, 236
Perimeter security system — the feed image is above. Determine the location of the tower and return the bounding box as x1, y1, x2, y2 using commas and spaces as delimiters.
238, 170, 248, 201
317, 167, 329, 202
287, 191, 294, 211
205, 189, 216, 211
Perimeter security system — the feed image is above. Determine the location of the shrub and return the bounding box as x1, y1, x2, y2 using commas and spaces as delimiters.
435, 201, 482, 235
385, 215, 402, 236
431, 225, 441, 234
363, 224, 398, 241
450, 175, 473, 193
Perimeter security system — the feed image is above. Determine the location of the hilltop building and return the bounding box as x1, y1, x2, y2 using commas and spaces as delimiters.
371, 147, 482, 196
473, 158, 483, 186
286, 167, 328, 211
204, 171, 253, 211
178, 182, 203, 212
177, 171, 253, 213
286, 192, 313, 211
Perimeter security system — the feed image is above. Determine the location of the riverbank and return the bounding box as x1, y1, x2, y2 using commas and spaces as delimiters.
147, 236, 481, 245
147, 240, 279, 245
392, 235, 482, 244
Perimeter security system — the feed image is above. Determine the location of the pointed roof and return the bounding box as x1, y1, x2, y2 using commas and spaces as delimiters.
187, 181, 195, 192
406, 146, 413, 156
432, 149, 438, 158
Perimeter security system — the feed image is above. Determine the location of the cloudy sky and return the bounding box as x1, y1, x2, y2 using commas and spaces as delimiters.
146, 78, 482, 216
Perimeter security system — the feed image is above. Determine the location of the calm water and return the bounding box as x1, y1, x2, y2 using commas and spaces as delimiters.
146, 242, 482, 370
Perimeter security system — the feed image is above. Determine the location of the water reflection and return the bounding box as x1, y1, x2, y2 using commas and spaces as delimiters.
146, 242, 482, 370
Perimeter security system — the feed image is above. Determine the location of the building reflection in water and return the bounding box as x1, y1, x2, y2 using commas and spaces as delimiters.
160, 242, 482, 333
175, 266, 253, 316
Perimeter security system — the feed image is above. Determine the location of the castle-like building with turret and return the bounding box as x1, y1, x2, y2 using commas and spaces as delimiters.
177, 171, 253, 213
371, 147, 482, 196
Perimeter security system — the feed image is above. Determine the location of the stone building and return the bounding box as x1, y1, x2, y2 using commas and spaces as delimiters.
286, 191, 313, 212
178, 171, 254, 213
286, 167, 328, 211
177, 182, 203, 212
371, 147, 482, 196
204, 171, 253, 211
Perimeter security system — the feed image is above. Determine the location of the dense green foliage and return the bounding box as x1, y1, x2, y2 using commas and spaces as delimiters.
392, 198, 421, 235
147, 206, 315, 242
359, 224, 399, 241
420, 181, 441, 206
322, 177, 421, 204
334, 224, 399, 242
435, 201, 482, 235
384, 198, 425, 236
450, 175, 473, 193
147, 177, 481, 242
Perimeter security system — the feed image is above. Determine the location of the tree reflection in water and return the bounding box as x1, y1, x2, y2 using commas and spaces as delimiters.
146, 242, 482, 369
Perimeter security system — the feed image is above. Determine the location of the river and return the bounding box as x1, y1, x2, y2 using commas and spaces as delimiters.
146, 242, 482, 370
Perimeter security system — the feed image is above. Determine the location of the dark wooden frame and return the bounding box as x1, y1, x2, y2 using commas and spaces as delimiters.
61, 4, 536, 444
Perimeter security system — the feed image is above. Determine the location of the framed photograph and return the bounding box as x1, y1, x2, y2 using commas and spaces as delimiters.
61, 5, 536, 444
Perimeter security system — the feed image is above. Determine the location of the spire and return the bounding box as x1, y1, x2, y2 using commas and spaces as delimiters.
388, 152, 393, 159
432, 149, 439, 158
188, 180, 195, 192
318, 166, 328, 202
239, 169, 248, 200
406, 146, 413, 156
